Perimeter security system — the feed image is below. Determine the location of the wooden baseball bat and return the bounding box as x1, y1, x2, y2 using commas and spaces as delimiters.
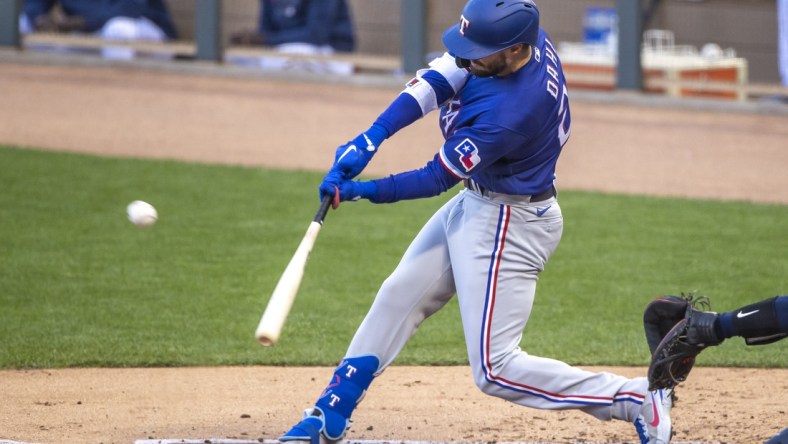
255, 195, 332, 346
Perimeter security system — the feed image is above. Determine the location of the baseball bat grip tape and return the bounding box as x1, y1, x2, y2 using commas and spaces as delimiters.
314, 194, 332, 224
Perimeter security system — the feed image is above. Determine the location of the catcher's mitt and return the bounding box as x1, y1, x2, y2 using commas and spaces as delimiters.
643, 293, 721, 391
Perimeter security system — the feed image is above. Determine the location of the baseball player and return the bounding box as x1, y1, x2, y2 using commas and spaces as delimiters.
280, 1, 671, 443
646, 294, 788, 354
230, 0, 355, 54
20, 0, 177, 59
644, 294, 788, 443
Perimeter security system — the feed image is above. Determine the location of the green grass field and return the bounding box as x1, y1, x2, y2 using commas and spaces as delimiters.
1, 145, 786, 369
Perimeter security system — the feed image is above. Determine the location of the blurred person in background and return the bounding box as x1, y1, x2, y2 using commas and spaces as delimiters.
230, 0, 355, 55
20, 0, 178, 60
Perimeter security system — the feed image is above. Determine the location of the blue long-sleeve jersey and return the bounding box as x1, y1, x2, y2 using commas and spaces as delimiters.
24, 0, 178, 39
368, 29, 571, 203
438, 31, 571, 195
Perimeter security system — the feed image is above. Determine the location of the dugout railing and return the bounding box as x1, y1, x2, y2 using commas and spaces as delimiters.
1, 0, 786, 102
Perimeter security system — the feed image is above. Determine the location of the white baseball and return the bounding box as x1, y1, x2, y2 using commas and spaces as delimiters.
127, 200, 158, 227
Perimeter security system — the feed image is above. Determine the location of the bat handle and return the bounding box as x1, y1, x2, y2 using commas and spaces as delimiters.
314, 194, 332, 224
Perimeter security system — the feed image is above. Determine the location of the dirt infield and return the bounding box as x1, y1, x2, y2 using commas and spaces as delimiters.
0, 61, 787, 444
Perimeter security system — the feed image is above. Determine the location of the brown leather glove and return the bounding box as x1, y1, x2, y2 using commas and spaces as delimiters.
643, 293, 721, 390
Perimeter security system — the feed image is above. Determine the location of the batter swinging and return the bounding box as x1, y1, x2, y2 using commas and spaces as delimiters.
280, 1, 672, 443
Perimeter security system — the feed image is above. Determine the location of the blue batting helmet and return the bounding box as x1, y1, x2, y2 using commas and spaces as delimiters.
442, 0, 540, 60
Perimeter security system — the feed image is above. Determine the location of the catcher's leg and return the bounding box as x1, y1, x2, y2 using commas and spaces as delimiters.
718, 295, 788, 345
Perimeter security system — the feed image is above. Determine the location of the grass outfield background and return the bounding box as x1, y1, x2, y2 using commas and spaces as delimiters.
1, 145, 786, 369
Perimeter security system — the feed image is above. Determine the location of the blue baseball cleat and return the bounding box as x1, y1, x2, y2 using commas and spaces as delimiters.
279, 408, 346, 444
766, 427, 788, 444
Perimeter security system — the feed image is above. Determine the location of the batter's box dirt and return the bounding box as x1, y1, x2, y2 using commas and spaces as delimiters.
131, 440, 720, 444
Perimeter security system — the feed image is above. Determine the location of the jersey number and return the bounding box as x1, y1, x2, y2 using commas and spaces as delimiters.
558, 84, 570, 147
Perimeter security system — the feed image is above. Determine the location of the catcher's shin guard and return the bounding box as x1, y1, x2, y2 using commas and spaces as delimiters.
281, 355, 380, 443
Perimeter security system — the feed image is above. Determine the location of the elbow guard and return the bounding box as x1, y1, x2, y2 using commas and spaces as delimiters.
403, 52, 469, 115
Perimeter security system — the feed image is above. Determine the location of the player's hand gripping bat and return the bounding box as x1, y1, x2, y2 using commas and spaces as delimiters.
255, 195, 332, 346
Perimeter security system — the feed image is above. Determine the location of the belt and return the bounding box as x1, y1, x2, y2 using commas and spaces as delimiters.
463, 179, 556, 204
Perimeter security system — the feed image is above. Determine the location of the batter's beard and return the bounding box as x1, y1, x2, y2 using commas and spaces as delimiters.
469, 54, 508, 78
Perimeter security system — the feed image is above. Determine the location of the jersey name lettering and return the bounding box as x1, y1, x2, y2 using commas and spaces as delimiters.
543, 37, 571, 146
543, 39, 558, 65
441, 99, 462, 136
544, 39, 560, 100
546, 64, 559, 99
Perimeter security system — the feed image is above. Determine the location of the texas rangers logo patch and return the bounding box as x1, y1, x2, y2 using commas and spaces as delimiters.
454, 138, 481, 171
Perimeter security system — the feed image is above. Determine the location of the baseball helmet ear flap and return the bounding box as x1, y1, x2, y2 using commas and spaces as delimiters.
442, 0, 540, 61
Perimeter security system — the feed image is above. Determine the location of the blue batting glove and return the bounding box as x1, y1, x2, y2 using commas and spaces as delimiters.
336, 180, 378, 203
333, 124, 388, 180
318, 175, 378, 208
319, 168, 344, 201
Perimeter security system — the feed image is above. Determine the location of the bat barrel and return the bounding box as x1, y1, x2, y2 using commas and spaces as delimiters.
255, 196, 332, 347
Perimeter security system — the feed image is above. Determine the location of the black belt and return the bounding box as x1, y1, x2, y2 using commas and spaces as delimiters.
463, 179, 556, 203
